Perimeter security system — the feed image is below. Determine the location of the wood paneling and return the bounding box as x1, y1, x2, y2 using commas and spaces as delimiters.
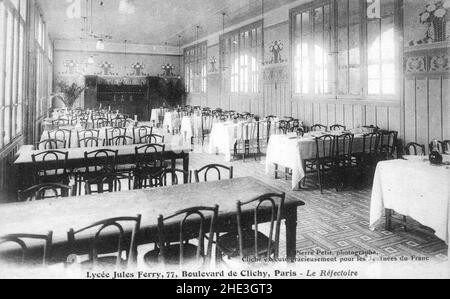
443, 78, 450, 140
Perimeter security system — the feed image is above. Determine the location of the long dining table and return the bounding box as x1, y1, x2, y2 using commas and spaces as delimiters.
14, 141, 191, 191
0, 177, 305, 264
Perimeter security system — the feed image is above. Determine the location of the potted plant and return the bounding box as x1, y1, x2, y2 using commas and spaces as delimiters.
419, 0, 450, 42
52, 81, 86, 109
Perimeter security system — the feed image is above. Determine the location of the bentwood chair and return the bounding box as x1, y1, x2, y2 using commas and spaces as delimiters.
405, 143, 426, 156
32, 150, 70, 185
79, 137, 105, 148
109, 136, 133, 146
47, 129, 72, 148
144, 206, 218, 267
330, 124, 346, 132
140, 134, 165, 144
77, 129, 100, 147
310, 124, 328, 132
67, 215, 141, 268
288, 119, 301, 133
110, 118, 131, 128
133, 126, 153, 144
429, 140, 445, 154
51, 119, 69, 130
234, 122, 258, 162
256, 120, 271, 154
85, 172, 129, 194
105, 128, 127, 145
133, 144, 166, 189
443, 140, 450, 154
278, 120, 289, 134
313, 135, 337, 194
352, 132, 380, 185
334, 133, 355, 191
201, 114, 214, 146
194, 164, 234, 183
74, 149, 118, 196
18, 183, 72, 201
378, 130, 398, 161
217, 193, 285, 260
36, 139, 67, 150
93, 118, 109, 129
0, 232, 53, 266
160, 168, 192, 186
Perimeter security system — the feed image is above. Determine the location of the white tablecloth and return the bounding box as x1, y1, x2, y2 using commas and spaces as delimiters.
180, 116, 202, 143
369, 157, 450, 258
162, 111, 181, 133
208, 121, 249, 161
265, 133, 365, 190
150, 108, 169, 124
41, 126, 170, 149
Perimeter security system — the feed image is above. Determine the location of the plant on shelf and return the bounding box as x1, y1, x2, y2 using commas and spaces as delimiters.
415, 0, 450, 44
52, 81, 86, 109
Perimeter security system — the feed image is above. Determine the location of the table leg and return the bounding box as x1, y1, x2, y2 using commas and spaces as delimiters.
183, 154, 190, 174
285, 208, 298, 262
275, 164, 279, 179
385, 209, 393, 231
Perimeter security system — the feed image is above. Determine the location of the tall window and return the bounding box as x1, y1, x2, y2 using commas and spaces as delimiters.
367, 0, 396, 95
291, 0, 398, 98
221, 21, 262, 94
0, 0, 27, 148
293, 2, 333, 95
184, 42, 207, 93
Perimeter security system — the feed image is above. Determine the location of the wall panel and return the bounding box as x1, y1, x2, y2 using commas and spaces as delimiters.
415, 78, 429, 147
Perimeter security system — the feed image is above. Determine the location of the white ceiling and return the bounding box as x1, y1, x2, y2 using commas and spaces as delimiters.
37, 0, 295, 46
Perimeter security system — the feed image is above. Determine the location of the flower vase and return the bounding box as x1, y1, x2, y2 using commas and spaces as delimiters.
433, 19, 446, 42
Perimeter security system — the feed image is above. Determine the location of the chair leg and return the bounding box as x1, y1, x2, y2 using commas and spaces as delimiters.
274, 164, 279, 179
317, 163, 323, 194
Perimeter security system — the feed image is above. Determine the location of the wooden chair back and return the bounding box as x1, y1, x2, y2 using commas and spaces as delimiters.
194, 164, 234, 183
67, 215, 141, 268
19, 183, 72, 201
405, 142, 426, 156
236, 193, 285, 259
157, 206, 218, 265
0, 232, 53, 265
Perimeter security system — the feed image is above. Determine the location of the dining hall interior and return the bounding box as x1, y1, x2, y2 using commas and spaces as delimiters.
0, 0, 449, 276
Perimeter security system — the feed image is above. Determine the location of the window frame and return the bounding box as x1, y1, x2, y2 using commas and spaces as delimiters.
220, 20, 262, 95
184, 41, 207, 94
290, 0, 401, 101
0, 0, 28, 149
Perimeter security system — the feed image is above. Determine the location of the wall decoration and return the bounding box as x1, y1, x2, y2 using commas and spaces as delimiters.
263, 65, 289, 82
161, 63, 176, 77
264, 40, 287, 65
409, 0, 450, 45
404, 50, 450, 74
209, 56, 218, 73
130, 62, 146, 76
405, 56, 427, 73
63, 60, 78, 75
430, 54, 450, 71
99, 61, 114, 75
